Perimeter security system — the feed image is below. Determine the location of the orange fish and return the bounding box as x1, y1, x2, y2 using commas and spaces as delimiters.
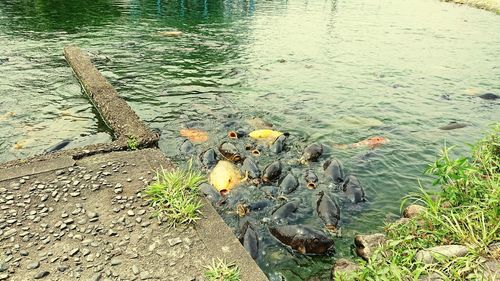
179, 128, 208, 143
334, 136, 389, 149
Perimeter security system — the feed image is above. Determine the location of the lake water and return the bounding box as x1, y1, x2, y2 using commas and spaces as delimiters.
0, 0, 498, 279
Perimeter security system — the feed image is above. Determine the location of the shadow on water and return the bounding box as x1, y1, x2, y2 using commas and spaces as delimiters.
0, 0, 122, 33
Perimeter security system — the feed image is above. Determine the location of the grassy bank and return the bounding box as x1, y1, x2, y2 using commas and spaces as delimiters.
442, 0, 500, 14
338, 124, 499, 280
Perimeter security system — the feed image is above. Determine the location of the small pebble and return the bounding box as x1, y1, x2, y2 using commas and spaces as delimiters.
33, 271, 49, 279
27, 261, 40, 270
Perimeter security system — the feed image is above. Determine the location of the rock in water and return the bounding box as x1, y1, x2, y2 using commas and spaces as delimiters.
269, 225, 334, 255
331, 259, 361, 279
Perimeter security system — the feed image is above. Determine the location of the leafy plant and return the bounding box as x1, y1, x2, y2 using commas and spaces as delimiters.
204, 258, 241, 281
127, 136, 138, 150
144, 161, 205, 226
343, 124, 499, 280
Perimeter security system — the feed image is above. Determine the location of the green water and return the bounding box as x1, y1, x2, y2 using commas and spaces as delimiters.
0, 0, 499, 279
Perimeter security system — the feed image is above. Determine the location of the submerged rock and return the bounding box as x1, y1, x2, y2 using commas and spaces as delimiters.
331, 258, 361, 279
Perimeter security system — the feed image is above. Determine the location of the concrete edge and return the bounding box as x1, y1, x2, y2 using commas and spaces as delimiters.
0, 156, 76, 182
0, 142, 126, 171
196, 199, 269, 281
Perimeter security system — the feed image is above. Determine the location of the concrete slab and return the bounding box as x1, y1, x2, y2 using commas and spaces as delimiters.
64, 46, 158, 149
0, 149, 268, 281
0, 156, 75, 182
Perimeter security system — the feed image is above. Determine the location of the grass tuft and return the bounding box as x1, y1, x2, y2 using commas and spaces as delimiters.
204, 258, 241, 281
338, 124, 499, 280
144, 161, 205, 226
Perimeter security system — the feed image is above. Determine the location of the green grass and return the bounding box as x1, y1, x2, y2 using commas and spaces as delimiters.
336, 124, 499, 280
127, 136, 138, 150
143, 161, 205, 226
204, 258, 241, 281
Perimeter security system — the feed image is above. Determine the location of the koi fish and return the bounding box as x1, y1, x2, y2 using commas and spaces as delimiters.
179, 128, 208, 143
248, 129, 283, 142
209, 161, 243, 194
334, 136, 388, 149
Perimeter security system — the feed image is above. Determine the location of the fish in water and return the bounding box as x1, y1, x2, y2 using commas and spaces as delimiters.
304, 170, 318, 189
0, 111, 15, 121
199, 183, 223, 204
228, 129, 247, 139
479, 93, 499, 100
269, 225, 334, 255
271, 200, 299, 221
199, 148, 218, 170
261, 185, 278, 197
248, 200, 273, 212
179, 128, 208, 143
439, 121, 468, 130
158, 30, 183, 37
209, 160, 243, 194
179, 139, 195, 154
341, 175, 366, 203
300, 143, 323, 163
270, 134, 287, 154
262, 161, 282, 183
246, 117, 273, 129
249, 129, 284, 143
239, 221, 259, 260
335, 136, 389, 149
218, 142, 242, 162
241, 158, 261, 180
245, 143, 265, 156
44, 139, 72, 153
323, 159, 345, 185
316, 191, 341, 232
279, 173, 299, 194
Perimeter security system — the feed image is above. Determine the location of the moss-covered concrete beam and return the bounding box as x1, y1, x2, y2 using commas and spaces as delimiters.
63, 45, 158, 148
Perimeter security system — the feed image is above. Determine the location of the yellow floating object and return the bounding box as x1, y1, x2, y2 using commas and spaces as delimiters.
248, 129, 283, 141
209, 161, 242, 192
